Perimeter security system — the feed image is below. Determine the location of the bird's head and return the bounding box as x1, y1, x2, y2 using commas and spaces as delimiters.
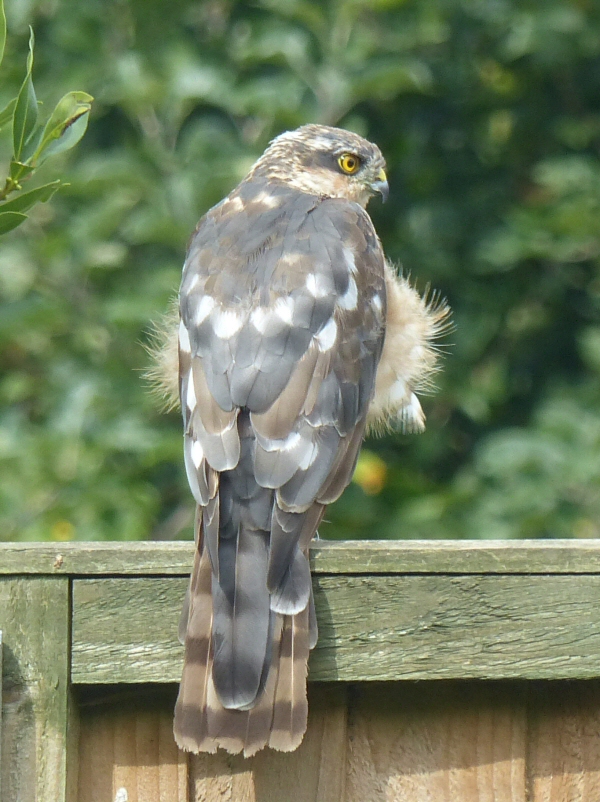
251, 124, 388, 208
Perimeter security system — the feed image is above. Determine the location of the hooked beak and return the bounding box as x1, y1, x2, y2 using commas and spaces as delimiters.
370, 168, 389, 203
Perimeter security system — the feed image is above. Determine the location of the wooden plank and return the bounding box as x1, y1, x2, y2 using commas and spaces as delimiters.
346, 683, 526, 802
0, 541, 195, 577
189, 750, 255, 801
528, 682, 600, 801
314, 684, 348, 802
0, 577, 70, 802
7, 539, 600, 576
72, 574, 600, 684
75, 679, 600, 801
73, 577, 185, 683
311, 539, 600, 577
77, 687, 187, 802
189, 684, 347, 801
66, 685, 80, 802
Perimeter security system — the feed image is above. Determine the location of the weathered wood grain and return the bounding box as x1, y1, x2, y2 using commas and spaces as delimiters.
76, 685, 345, 802
346, 683, 527, 802
189, 684, 347, 802
72, 577, 186, 683
189, 681, 600, 802
0, 630, 3, 790
6, 539, 600, 576
75, 680, 600, 802
0, 541, 195, 577
6, 542, 600, 801
67, 685, 80, 802
77, 688, 187, 802
72, 574, 600, 684
529, 683, 600, 801
0, 577, 70, 802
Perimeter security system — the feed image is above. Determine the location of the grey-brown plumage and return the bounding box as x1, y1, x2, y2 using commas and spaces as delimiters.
162, 124, 449, 756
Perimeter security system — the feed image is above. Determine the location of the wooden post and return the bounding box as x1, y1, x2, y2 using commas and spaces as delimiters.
0, 629, 3, 794
0, 575, 70, 802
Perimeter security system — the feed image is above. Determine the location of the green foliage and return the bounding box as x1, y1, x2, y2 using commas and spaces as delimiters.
0, 0, 92, 235
1, 0, 600, 542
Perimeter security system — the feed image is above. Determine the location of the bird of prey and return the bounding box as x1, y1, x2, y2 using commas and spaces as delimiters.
148, 124, 448, 756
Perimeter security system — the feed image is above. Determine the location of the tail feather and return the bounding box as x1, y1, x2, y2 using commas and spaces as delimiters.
174, 535, 313, 755
270, 546, 312, 614
173, 541, 216, 753
175, 542, 312, 757
175, 415, 322, 755
178, 507, 203, 643
240, 616, 284, 755
268, 606, 310, 752
211, 527, 271, 709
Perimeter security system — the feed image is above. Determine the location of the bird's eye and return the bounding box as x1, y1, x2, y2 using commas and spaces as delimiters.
338, 153, 361, 175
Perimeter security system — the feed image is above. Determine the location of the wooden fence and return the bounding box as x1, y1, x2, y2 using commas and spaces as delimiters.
3, 540, 600, 801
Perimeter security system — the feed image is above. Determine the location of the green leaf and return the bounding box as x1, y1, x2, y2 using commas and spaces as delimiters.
0, 210, 27, 235
0, 98, 16, 132
12, 27, 38, 160
9, 159, 34, 184
0, 180, 60, 213
34, 91, 93, 165
0, 0, 6, 69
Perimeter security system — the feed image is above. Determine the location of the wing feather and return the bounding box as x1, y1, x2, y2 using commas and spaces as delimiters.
250, 344, 319, 440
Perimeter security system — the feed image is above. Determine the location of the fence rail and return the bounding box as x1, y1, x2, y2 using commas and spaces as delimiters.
2, 540, 600, 801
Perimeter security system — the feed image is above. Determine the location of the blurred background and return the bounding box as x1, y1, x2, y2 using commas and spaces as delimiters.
1, 0, 600, 542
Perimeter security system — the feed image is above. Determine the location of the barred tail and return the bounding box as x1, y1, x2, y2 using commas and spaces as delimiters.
173, 517, 314, 757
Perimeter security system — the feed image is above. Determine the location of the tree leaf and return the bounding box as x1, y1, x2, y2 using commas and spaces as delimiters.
0, 210, 27, 235
9, 159, 34, 184
0, 98, 16, 132
0, 180, 61, 213
12, 27, 38, 160
34, 91, 93, 165
0, 0, 6, 69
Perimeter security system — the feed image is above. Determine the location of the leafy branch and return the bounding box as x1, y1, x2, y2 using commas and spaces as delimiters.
0, 0, 92, 235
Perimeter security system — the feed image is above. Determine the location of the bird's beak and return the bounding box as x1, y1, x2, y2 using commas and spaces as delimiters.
370, 168, 389, 203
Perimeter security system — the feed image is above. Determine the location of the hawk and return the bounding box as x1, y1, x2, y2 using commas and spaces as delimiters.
148, 124, 448, 756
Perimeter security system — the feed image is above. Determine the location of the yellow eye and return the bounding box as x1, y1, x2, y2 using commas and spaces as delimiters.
338, 153, 361, 175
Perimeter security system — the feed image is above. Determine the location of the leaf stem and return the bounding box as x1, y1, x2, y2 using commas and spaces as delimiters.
0, 175, 20, 202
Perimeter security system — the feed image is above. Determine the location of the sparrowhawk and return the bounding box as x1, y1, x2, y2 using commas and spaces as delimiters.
149, 124, 448, 756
